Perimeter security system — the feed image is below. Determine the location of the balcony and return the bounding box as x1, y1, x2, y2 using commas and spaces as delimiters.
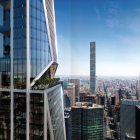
0, 24, 10, 37
0, 0, 10, 12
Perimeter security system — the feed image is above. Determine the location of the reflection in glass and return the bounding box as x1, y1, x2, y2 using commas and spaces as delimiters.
30, 0, 51, 83
13, 0, 26, 89
30, 93, 44, 140
14, 92, 26, 140
0, 92, 11, 139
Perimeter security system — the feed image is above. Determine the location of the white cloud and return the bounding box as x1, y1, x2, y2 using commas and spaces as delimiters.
94, 6, 101, 21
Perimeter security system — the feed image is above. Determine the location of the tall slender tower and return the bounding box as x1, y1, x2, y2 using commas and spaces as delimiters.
90, 42, 96, 94
0, 0, 66, 139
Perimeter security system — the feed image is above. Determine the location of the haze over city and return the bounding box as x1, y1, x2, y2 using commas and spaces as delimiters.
54, 0, 140, 76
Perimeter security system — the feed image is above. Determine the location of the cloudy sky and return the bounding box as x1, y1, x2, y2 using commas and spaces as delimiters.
54, 0, 140, 76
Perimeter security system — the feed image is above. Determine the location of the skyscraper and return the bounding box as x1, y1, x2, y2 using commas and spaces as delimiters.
0, 0, 66, 139
67, 83, 76, 107
71, 102, 104, 140
64, 108, 71, 140
90, 42, 96, 94
135, 105, 140, 140
120, 99, 140, 140
68, 79, 80, 97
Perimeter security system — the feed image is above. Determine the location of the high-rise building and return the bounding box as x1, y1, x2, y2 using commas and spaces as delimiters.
68, 79, 80, 97
64, 108, 71, 140
135, 105, 140, 140
90, 42, 96, 94
79, 92, 97, 103
67, 83, 76, 107
100, 95, 105, 105
120, 99, 140, 140
0, 0, 66, 139
71, 102, 104, 140
63, 90, 70, 108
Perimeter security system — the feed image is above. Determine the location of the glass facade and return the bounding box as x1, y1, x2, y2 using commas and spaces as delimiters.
0, 91, 11, 139
14, 92, 26, 140
45, 0, 57, 63
30, 93, 44, 140
120, 100, 140, 140
71, 105, 104, 140
30, 0, 51, 82
47, 86, 65, 140
0, 8, 11, 89
0, 0, 65, 139
13, 0, 26, 89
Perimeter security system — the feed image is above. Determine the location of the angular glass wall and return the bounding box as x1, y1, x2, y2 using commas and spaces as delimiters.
0, 7, 11, 89
0, 91, 10, 139
45, 0, 57, 63
13, 0, 26, 89
14, 92, 26, 140
47, 86, 65, 140
30, 93, 44, 139
30, 0, 51, 82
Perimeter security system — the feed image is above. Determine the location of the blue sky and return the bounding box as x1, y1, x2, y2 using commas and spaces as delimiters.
54, 0, 140, 76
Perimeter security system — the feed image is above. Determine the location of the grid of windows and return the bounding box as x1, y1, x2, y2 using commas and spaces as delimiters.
0, 9, 11, 89
30, 0, 51, 82
30, 93, 44, 140
14, 92, 26, 140
13, 0, 26, 89
71, 106, 104, 140
90, 42, 96, 94
47, 86, 65, 140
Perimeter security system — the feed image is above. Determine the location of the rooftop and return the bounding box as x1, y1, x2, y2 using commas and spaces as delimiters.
68, 83, 74, 86
72, 102, 103, 109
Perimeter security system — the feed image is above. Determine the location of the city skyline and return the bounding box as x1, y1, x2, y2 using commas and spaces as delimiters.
54, 0, 140, 76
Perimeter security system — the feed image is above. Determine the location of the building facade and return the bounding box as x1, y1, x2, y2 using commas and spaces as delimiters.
63, 90, 70, 108
0, 0, 66, 139
71, 102, 104, 140
90, 42, 96, 94
64, 108, 71, 140
67, 83, 75, 107
120, 99, 140, 140
79, 92, 97, 103
68, 79, 80, 97
135, 105, 140, 140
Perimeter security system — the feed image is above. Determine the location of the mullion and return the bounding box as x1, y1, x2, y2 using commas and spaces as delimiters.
39, 94, 40, 136
18, 93, 19, 140
33, 94, 34, 139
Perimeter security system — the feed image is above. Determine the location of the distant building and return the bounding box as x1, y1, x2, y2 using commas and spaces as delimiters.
79, 92, 97, 103
63, 90, 70, 108
111, 96, 115, 105
115, 94, 120, 106
100, 95, 105, 105
67, 83, 76, 107
68, 79, 80, 97
64, 108, 71, 140
90, 42, 96, 94
120, 99, 140, 140
71, 102, 104, 140
135, 105, 140, 140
